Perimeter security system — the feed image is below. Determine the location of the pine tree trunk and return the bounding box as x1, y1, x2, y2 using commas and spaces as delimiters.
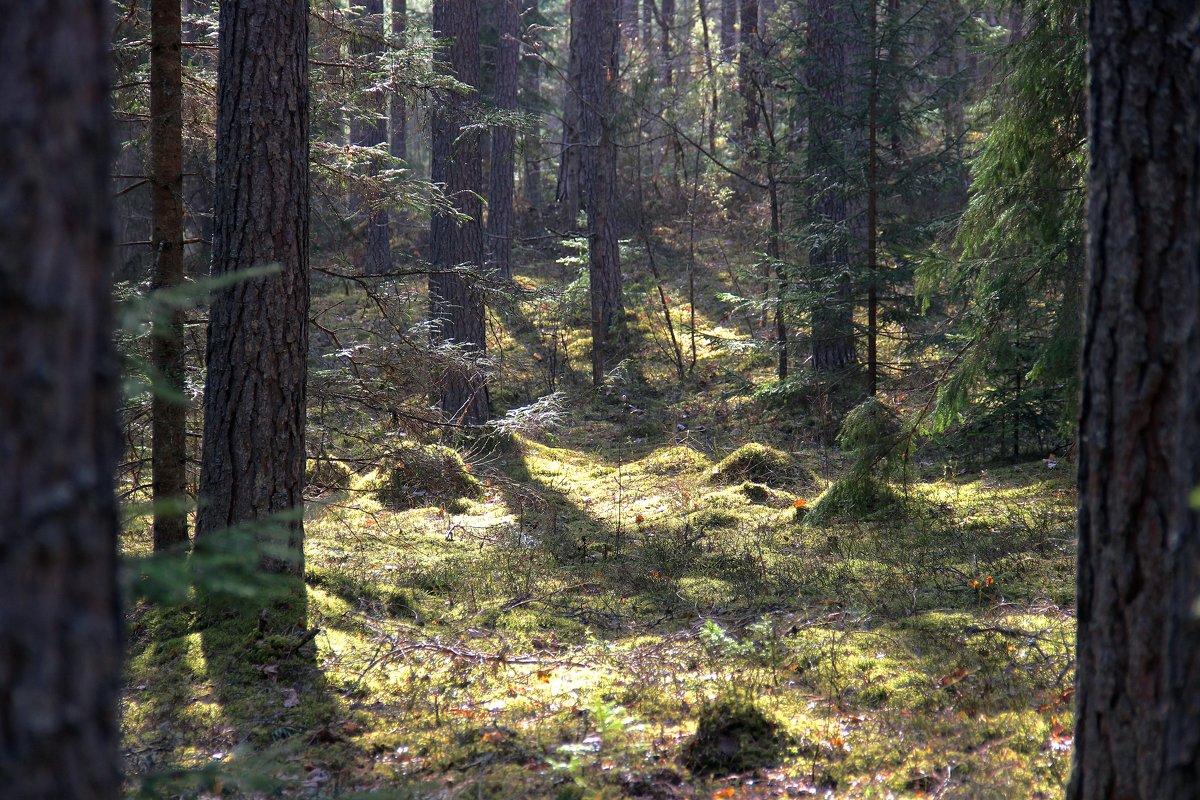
0, 2, 122, 795
720, 0, 737, 61
197, 0, 310, 577
487, 0, 519, 278
151, 0, 189, 550
391, 0, 408, 165
351, 0, 392, 275
575, 0, 624, 385
1069, 3, 1200, 798
659, 0, 675, 88
737, 0, 759, 140
520, 0, 544, 229
431, 0, 489, 423
807, 0, 856, 371
558, 1, 583, 228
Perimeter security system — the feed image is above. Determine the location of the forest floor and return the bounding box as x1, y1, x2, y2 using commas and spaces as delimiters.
121, 226, 1077, 799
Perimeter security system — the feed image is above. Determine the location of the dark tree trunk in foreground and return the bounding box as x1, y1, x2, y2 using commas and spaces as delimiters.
431, 0, 489, 424
487, 0, 519, 278
391, 0, 408, 166
197, 0, 310, 576
1069, 3, 1200, 799
151, 0, 189, 550
351, 0, 392, 275
807, 0, 856, 371
0, 2, 122, 795
574, 0, 624, 385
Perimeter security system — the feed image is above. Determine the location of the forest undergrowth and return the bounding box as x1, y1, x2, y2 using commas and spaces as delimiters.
121, 227, 1077, 800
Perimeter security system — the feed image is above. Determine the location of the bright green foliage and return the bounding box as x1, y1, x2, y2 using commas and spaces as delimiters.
920, 0, 1086, 449
806, 397, 904, 524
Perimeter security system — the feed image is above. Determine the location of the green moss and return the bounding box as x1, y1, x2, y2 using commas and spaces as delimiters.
712, 443, 793, 486
682, 696, 789, 776
375, 442, 484, 510
636, 445, 712, 475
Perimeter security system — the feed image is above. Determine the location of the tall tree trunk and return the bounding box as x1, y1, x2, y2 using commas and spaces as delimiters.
1069, 3, 1200, 799
487, 0, 519, 278
431, 0, 489, 423
520, 0, 544, 228
0, 2, 122, 795
391, 0, 408, 165
575, 0, 624, 385
659, 0, 675, 88
350, 0, 392, 275
737, 0, 759, 140
720, 0, 737, 61
197, 0, 310, 578
807, 0, 856, 371
865, 0, 879, 396
622, 0, 639, 40
151, 0, 189, 550
558, 0, 583, 229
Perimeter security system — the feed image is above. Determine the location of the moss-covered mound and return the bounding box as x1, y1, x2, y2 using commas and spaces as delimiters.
635, 445, 712, 476
374, 443, 484, 510
681, 696, 788, 776
712, 443, 793, 486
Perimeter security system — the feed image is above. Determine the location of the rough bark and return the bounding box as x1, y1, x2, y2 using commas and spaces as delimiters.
197, 0, 310, 577
391, 0, 408, 165
1069, 3, 1200, 799
807, 0, 856, 371
350, 0, 392, 275
151, 0, 189, 550
431, 0, 489, 424
487, 0, 519, 278
0, 2, 122, 795
574, 0, 624, 385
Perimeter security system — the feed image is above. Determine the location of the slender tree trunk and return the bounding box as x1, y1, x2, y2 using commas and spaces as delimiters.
720, 0, 737, 61
659, 0, 675, 88
575, 0, 624, 384
520, 0, 543, 228
737, 0, 759, 140
488, 0, 519, 278
351, 0, 392, 275
151, 0, 189, 550
807, 0, 856, 371
558, 0, 583, 229
197, 0, 310, 578
697, 0, 720, 152
391, 0, 408, 165
1069, 3, 1200, 799
431, 0, 489, 423
0, 2, 122, 795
